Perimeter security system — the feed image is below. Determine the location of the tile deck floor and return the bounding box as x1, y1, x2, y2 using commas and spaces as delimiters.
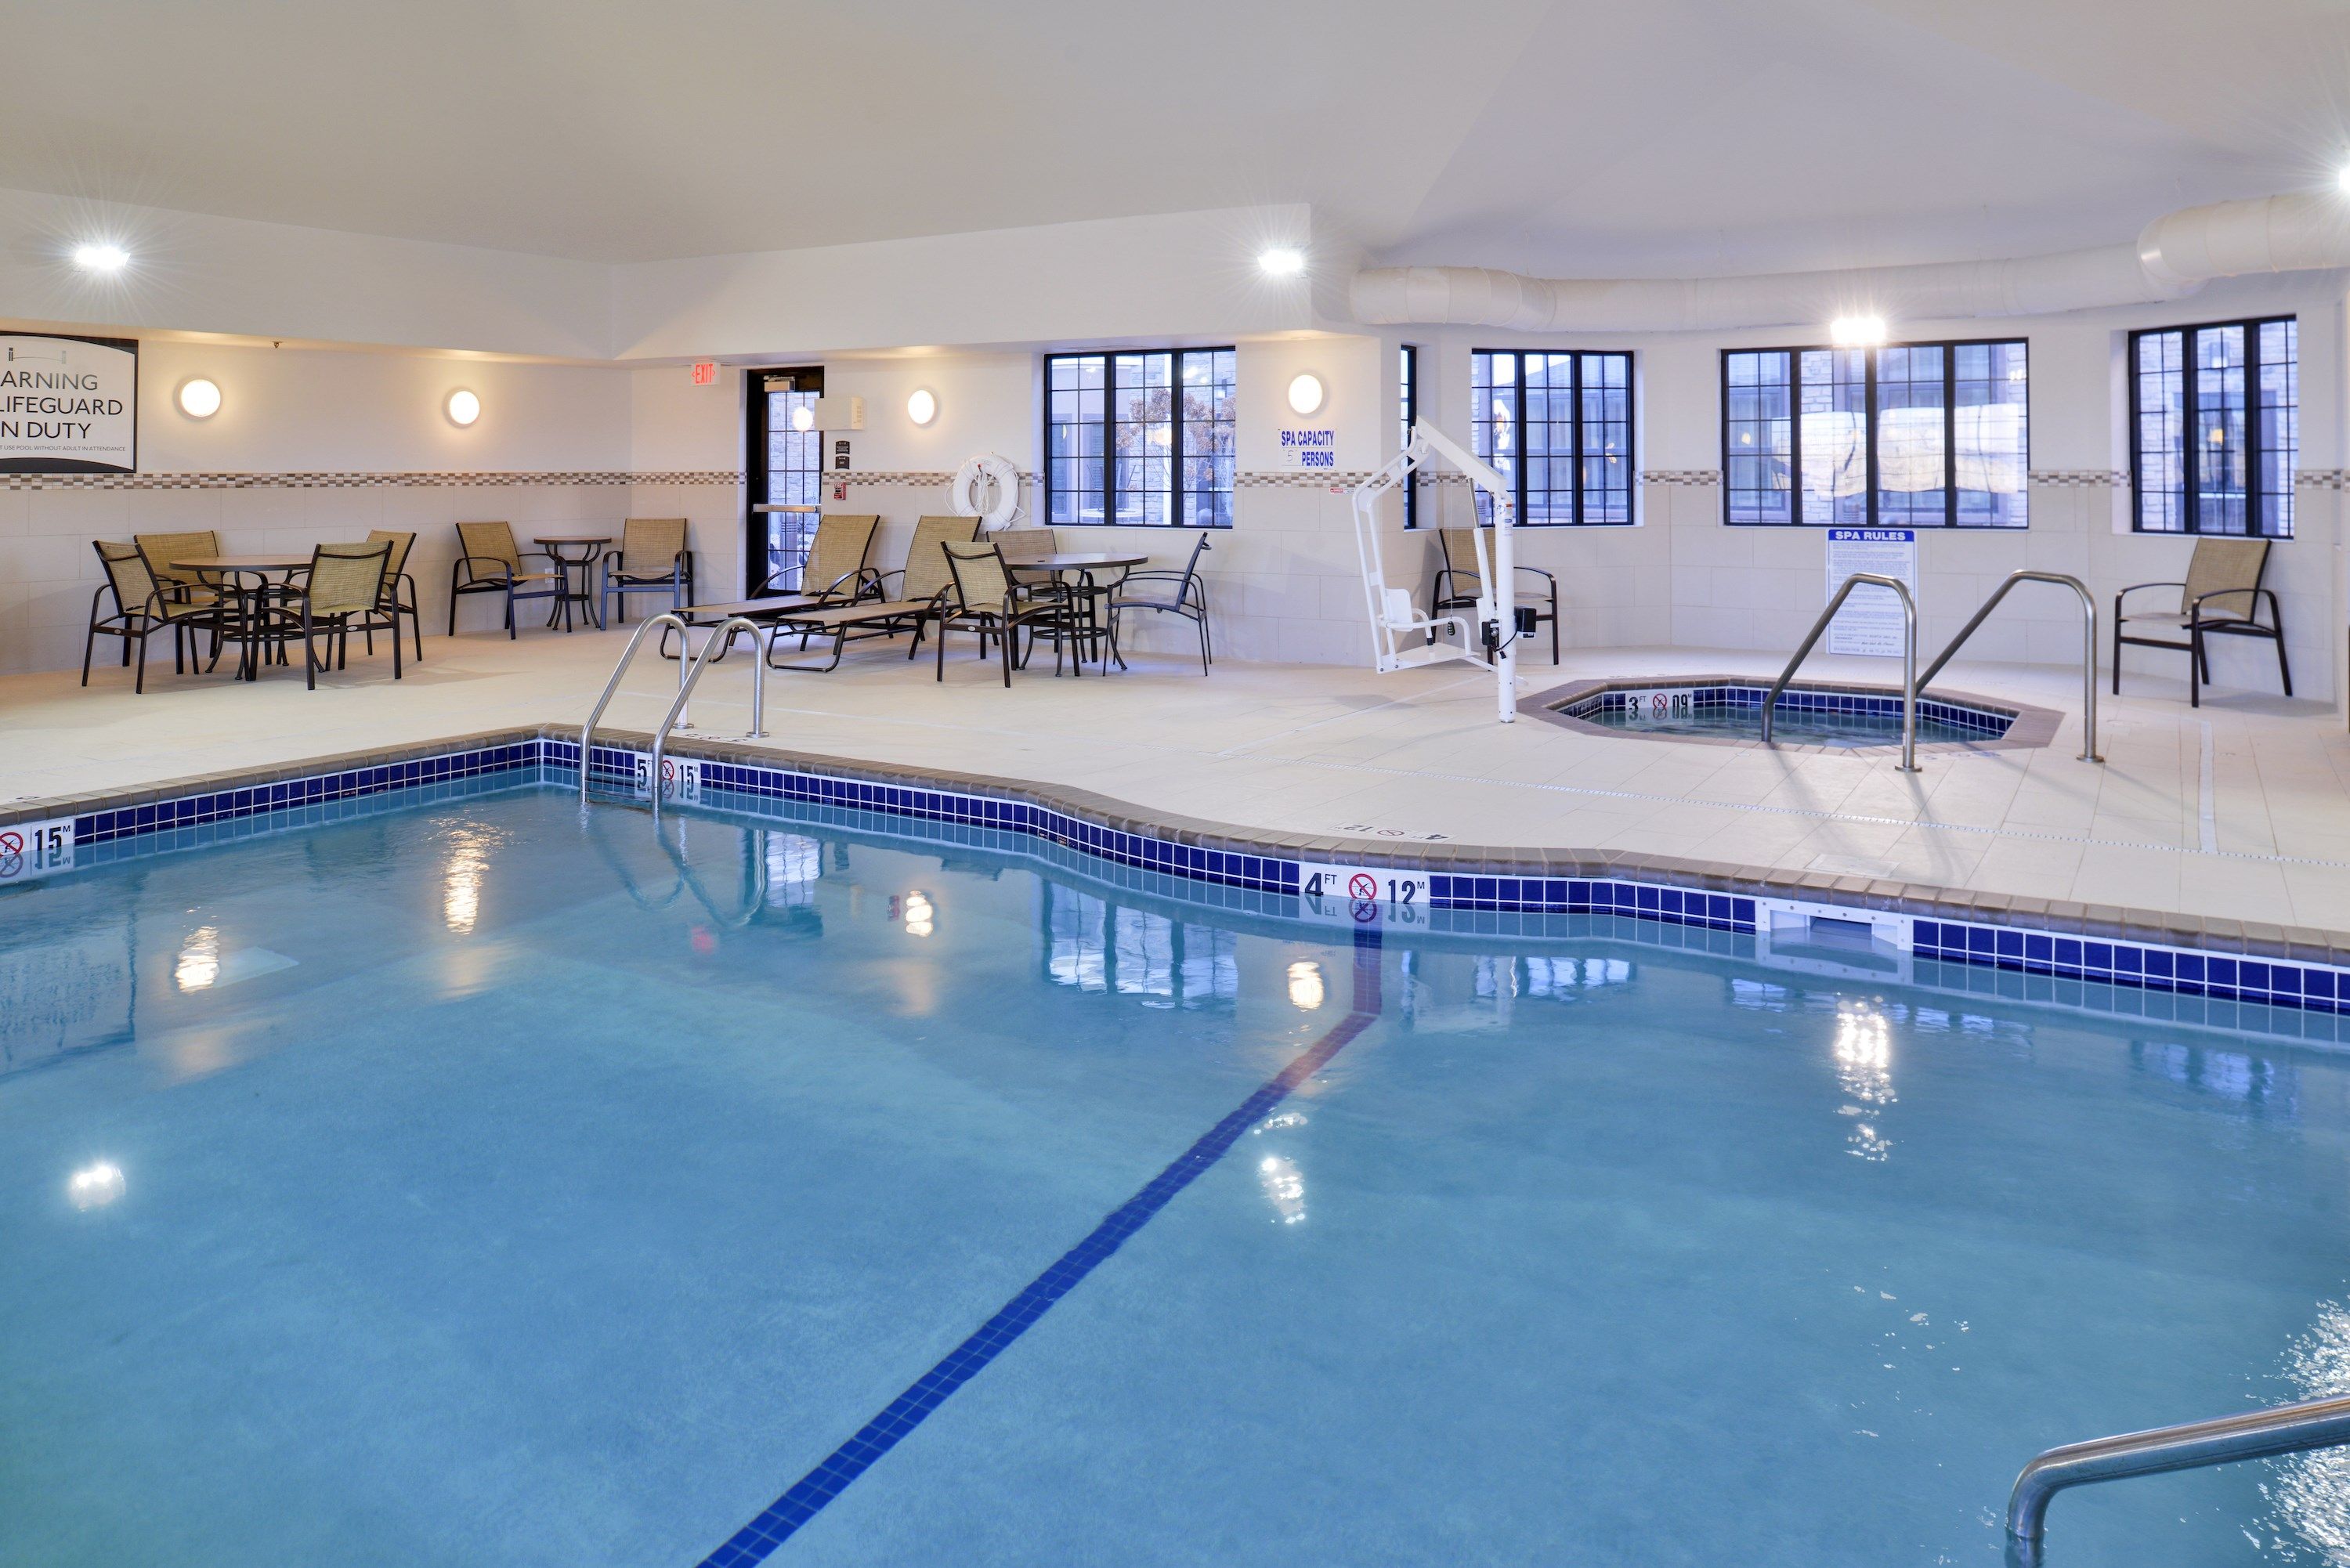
7, 624, 2348, 935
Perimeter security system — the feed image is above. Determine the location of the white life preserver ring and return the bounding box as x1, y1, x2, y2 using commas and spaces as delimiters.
949, 452, 1022, 529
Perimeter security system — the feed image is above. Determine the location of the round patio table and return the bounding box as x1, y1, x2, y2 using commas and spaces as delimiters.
532, 534, 612, 631
173, 555, 313, 681
1006, 552, 1146, 672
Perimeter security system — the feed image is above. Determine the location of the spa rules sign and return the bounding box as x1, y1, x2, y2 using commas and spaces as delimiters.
0, 333, 136, 474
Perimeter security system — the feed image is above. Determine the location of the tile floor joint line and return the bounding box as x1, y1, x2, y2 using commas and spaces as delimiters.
691, 928, 1386, 1567
2198, 719, 2219, 854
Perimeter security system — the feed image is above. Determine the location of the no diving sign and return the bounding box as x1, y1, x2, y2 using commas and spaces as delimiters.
1297, 860, 1426, 927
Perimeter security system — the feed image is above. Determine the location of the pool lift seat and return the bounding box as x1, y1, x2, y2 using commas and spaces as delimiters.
1350, 418, 1528, 724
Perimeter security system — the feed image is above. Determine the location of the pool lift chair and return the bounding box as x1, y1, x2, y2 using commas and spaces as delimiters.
1350, 417, 1530, 724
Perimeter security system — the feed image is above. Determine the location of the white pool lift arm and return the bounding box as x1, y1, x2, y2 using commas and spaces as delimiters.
1350, 417, 1522, 724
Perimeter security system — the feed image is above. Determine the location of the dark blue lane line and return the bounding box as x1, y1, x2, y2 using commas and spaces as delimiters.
697, 927, 1385, 1567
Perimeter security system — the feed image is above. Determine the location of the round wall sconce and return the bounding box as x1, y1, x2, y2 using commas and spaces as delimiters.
176, 378, 222, 419
445, 388, 482, 428
1286, 374, 1325, 416
906, 388, 938, 427
790, 403, 815, 432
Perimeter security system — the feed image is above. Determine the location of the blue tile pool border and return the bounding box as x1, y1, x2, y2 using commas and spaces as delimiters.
9, 725, 2346, 1016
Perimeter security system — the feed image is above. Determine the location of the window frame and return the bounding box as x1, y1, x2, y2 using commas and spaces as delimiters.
1042, 347, 1236, 529
744, 365, 825, 594
1469, 348, 1637, 526
1716, 337, 2031, 528
2128, 314, 2297, 539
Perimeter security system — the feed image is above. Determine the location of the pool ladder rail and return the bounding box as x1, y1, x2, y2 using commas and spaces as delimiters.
1759, 569, 2103, 771
579, 612, 768, 807
2005, 1391, 2350, 1563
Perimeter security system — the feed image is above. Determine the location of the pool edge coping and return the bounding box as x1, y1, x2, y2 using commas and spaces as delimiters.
1521, 674, 2066, 756
4, 721, 2345, 973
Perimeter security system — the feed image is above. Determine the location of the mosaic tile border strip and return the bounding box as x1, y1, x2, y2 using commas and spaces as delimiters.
14, 726, 2350, 1017
0, 469, 744, 492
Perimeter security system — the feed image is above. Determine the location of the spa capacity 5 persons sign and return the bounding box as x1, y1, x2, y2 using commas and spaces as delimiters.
0, 333, 137, 474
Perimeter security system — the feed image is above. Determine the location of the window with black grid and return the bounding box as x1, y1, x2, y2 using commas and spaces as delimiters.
1469, 349, 1636, 525
2130, 316, 2296, 538
1046, 349, 1235, 527
1720, 339, 2027, 527
1399, 345, 1420, 528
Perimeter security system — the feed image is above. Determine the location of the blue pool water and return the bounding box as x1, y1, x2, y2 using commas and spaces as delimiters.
5, 783, 2350, 1566
1564, 684, 2012, 749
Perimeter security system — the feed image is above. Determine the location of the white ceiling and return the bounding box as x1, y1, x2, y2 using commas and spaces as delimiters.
6, 0, 2345, 276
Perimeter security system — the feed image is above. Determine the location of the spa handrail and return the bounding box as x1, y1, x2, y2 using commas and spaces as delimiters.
1918, 569, 2102, 763
578, 613, 766, 804
2005, 1393, 2350, 1560
1759, 573, 1920, 772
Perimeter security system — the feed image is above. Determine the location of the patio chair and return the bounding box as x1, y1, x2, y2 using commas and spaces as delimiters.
272, 540, 400, 690
750, 513, 880, 604
2114, 537, 2290, 707
1430, 526, 1560, 663
81, 540, 224, 692
748, 515, 982, 673
992, 527, 1058, 564
366, 529, 423, 662
128, 529, 226, 612
448, 521, 566, 638
936, 539, 1081, 686
599, 517, 696, 624
1106, 533, 1213, 674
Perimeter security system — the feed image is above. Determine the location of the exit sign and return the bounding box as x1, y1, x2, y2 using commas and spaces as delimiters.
690, 360, 718, 386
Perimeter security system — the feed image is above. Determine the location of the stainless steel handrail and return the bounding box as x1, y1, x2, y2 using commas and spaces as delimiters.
648, 616, 766, 815
1918, 569, 2103, 763
2005, 1393, 2350, 1557
578, 613, 766, 804
1759, 573, 1920, 772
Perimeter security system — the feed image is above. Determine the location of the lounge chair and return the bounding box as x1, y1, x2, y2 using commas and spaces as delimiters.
746, 515, 982, 673
1430, 526, 1560, 663
82, 541, 225, 692
936, 539, 1082, 685
600, 517, 696, 624
2114, 537, 2291, 707
1107, 533, 1213, 674
269, 541, 402, 689
449, 521, 567, 637
751, 513, 880, 604
366, 529, 423, 662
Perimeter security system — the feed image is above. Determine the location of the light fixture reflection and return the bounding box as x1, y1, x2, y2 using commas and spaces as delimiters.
902, 890, 934, 938
1834, 1001, 1895, 1161
1287, 959, 1325, 1010
1258, 1154, 1306, 1223
69, 1161, 126, 1210
444, 831, 490, 934
175, 926, 220, 991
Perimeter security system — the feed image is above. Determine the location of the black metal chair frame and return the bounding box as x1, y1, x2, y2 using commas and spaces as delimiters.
1107, 534, 1213, 674
2114, 580, 2292, 709
1430, 532, 1561, 663
936, 546, 1083, 686
81, 542, 226, 693
449, 529, 567, 638
601, 542, 697, 626
269, 542, 403, 691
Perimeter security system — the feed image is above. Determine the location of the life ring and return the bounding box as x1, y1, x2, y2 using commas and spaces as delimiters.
949, 453, 1022, 529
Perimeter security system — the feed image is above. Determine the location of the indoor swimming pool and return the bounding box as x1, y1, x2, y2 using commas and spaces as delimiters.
5, 779, 2348, 1567
1549, 681, 2023, 750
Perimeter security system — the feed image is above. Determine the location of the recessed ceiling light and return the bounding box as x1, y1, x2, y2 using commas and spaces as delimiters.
1830, 315, 1887, 348
1259, 247, 1306, 278
445, 388, 481, 427
71, 243, 128, 273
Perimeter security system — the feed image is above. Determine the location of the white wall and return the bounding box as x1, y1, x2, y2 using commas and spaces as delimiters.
2, 340, 634, 675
